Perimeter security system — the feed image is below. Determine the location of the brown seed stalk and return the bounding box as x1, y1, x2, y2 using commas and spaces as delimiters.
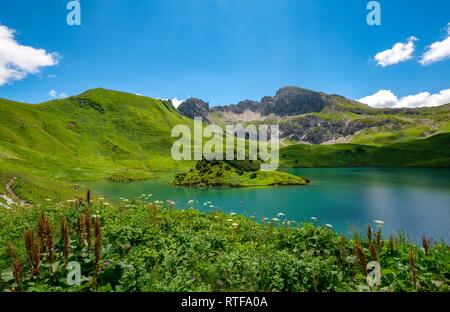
7, 243, 22, 290
367, 224, 372, 242
76, 215, 84, 247
12, 258, 23, 290
369, 242, 377, 261
31, 239, 41, 276
86, 189, 91, 206
375, 230, 382, 251
45, 219, 55, 262
24, 229, 34, 269
422, 236, 430, 256
61, 217, 70, 266
354, 240, 367, 274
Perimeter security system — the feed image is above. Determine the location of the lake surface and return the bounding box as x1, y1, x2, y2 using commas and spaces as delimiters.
85, 168, 450, 243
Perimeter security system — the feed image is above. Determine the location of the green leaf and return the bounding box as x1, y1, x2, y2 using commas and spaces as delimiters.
1, 270, 14, 282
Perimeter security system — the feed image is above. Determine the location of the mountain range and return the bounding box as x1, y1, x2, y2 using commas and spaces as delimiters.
177, 86, 450, 145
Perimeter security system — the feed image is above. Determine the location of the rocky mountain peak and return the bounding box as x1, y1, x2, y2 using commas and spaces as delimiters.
259, 86, 328, 116
177, 98, 211, 122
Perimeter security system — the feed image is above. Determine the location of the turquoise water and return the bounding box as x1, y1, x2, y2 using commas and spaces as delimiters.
85, 168, 450, 243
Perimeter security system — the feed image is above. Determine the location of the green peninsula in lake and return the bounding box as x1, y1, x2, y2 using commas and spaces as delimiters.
172, 159, 309, 187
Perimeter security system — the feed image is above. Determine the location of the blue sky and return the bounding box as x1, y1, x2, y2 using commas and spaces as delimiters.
0, 0, 449, 107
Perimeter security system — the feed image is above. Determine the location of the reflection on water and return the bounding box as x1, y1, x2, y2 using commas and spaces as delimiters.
85, 168, 450, 243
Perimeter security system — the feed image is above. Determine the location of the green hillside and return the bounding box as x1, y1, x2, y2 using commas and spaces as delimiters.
280, 133, 450, 168
0, 88, 193, 202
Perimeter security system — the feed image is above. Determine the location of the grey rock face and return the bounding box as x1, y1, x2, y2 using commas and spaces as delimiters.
212, 100, 260, 114
259, 87, 328, 116
177, 98, 211, 122
279, 116, 401, 144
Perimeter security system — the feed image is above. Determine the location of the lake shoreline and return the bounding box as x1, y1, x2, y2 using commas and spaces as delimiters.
84, 167, 450, 243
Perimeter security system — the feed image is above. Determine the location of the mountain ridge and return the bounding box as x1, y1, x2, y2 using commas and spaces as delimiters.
176, 86, 450, 145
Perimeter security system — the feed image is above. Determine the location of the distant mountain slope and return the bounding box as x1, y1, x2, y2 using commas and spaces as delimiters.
280, 133, 450, 168
0, 88, 193, 202
177, 86, 450, 145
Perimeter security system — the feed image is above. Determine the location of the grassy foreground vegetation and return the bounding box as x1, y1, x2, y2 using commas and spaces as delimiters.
1, 193, 448, 292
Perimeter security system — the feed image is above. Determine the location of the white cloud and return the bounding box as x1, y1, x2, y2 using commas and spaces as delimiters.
420, 23, 450, 65
0, 25, 59, 86
170, 97, 184, 108
374, 36, 417, 67
358, 88, 450, 108
48, 89, 68, 99
358, 90, 398, 108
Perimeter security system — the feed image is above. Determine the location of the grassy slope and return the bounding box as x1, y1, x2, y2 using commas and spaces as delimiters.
0, 89, 194, 202
336, 102, 450, 145
280, 133, 450, 168
318, 97, 450, 145
0, 198, 448, 291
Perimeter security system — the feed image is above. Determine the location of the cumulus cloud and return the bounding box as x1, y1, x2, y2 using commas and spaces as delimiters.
0, 24, 59, 86
374, 36, 417, 67
170, 97, 184, 108
48, 89, 68, 99
358, 90, 399, 108
358, 88, 450, 108
420, 23, 450, 65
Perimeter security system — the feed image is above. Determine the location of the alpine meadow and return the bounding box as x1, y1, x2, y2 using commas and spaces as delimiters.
0, 0, 449, 301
